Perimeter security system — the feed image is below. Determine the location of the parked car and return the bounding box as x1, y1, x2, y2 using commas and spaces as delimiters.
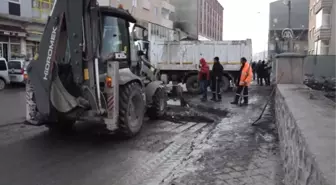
0, 57, 10, 90
7, 59, 27, 85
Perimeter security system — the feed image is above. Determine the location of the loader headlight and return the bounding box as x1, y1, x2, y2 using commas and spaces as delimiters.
106, 76, 112, 88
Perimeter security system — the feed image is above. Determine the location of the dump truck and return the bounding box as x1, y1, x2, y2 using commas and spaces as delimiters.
150, 39, 252, 94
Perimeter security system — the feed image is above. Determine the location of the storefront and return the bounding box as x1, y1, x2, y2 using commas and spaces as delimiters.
26, 32, 41, 60
0, 24, 27, 61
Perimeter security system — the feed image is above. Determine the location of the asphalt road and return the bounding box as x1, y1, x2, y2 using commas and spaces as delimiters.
0, 84, 284, 185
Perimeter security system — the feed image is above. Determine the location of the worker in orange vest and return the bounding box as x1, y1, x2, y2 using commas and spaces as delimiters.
231, 57, 253, 105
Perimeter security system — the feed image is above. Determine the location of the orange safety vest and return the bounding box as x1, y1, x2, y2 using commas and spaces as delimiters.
239, 62, 253, 86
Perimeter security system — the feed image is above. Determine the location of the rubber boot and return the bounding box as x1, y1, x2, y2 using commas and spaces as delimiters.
211, 93, 217, 101
230, 95, 239, 104
242, 97, 248, 106
216, 94, 222, 102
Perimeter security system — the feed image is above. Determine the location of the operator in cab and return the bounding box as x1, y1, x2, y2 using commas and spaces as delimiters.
230, 57, 253, 105
199, 58, 210, 102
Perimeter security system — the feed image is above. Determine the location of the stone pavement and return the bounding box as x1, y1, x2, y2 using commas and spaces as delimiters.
163, 85, 285, 185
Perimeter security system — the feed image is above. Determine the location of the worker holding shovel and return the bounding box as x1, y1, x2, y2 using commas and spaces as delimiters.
199, 58, 210, 102
231, 57, 253, 105
211, 57, 224, 102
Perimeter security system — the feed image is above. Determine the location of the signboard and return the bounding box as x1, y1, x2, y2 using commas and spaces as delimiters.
282, 28, 294, 39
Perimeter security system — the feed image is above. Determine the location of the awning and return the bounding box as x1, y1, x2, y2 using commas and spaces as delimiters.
0, 25, 27, 37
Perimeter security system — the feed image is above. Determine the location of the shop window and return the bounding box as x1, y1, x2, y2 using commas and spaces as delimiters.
0, 36, 9, 42
10, 44, 21, 59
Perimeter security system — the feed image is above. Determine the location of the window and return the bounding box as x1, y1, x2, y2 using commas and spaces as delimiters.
9, 0, 20, 3
10, 44, 21, 59
0, 60, 7, 71
154, 7, 158, 15
32, 0, 54, 20
132, 0, 137, 7
101, 16, 129, 59
8, 0, 21, 16
8, 61, 22, 69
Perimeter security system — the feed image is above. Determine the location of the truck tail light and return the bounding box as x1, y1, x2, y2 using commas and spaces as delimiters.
105, 76, 112, 88
21, 68, 24, 74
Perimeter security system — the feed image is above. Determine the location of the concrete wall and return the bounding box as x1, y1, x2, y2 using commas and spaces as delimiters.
304, 55, 336, 80
275, 84, 335, 185
0, 0, 33, 18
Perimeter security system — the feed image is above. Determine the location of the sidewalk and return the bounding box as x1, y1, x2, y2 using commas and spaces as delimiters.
165, 85, 285, 185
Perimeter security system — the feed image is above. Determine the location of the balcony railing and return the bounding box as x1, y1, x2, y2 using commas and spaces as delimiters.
32, 0, 54, 21
314, 27, 332, 41
161, 18, 173, 29
314, 0, 333, 14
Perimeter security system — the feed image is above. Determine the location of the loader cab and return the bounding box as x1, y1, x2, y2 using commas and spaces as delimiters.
99, 6, 137, 68
132, 24, 150, 60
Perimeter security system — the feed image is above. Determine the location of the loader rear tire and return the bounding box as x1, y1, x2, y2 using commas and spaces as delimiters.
118, 82, 145, 138
186, 75, 200, 94
147, 87, 167, 120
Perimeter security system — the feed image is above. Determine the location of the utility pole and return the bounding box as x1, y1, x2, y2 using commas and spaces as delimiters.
286, 0, 293, 52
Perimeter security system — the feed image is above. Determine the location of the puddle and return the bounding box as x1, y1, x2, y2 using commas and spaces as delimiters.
162, 106, 215, 123
163, 99, 231, 123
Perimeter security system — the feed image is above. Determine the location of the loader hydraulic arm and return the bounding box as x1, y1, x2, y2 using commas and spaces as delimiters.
27, 0, 139, 120
27, 0, 101, 117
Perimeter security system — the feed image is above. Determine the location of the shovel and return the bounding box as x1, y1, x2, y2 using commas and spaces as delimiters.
251, 72, 284, 126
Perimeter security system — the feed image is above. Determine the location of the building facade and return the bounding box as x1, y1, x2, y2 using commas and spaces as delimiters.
308, 0, 335, 55
0, 0, 53, 61
268, 0, 309, 59
101, 0, 176, 41
170, 0, 223, 41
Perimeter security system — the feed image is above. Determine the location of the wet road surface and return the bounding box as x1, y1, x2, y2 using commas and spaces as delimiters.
0, 84, 284, 185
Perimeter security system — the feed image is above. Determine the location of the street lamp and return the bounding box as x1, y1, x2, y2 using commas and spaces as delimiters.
283, 0, 293, 51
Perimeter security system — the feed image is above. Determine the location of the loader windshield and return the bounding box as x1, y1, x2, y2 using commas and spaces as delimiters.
101, 16, 129, 58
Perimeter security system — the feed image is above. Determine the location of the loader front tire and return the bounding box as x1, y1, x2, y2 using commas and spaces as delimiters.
147, 87, 167, 120
118, 82, 145, 137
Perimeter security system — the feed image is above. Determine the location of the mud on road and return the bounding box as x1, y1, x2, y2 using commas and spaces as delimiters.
0, 85, 284, 185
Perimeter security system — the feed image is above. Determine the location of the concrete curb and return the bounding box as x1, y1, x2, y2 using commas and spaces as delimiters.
275, 84, 335, 185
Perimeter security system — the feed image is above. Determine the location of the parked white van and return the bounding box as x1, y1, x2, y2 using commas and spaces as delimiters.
7, 59, 27, 85
0, 57, 10, 90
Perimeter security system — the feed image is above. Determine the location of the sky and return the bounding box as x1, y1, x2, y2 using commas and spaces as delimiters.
218, 0, 276, 54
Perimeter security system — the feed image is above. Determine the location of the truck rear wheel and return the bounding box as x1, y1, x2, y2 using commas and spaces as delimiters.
118, 82, 145, 137
186, 75, 199, 94
147, 87, 167, 120
221, 76, 230, 92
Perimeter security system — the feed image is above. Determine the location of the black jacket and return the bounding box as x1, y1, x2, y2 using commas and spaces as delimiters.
212, 62, 224, 79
